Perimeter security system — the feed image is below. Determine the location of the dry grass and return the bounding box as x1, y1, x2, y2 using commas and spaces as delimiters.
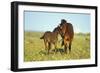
24, 31, 90, 62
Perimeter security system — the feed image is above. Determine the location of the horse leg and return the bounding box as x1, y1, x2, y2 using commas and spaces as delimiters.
54, 42, 57, 53
69, 42, 72, 53
64, 38, 67, 54
48, 42, 51, 54
44, 40, 48, 54
64, 44, 67, 54
61, 40, 64, 46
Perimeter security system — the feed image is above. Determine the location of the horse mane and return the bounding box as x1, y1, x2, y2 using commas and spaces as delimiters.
53, 27, 58, 32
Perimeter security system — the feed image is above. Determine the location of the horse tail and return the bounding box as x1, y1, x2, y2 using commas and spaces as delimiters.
40, 35, 44, 39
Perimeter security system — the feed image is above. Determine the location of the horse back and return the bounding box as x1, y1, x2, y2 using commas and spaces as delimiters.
42, 31, 57, 42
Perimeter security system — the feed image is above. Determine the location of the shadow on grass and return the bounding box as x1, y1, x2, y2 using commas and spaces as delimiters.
39, 48, 65, 55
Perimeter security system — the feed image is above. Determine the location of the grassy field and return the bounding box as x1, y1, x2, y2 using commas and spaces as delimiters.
24, 31, 90, 62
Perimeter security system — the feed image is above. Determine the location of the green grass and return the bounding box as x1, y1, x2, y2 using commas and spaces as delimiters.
24, 31, 90, 62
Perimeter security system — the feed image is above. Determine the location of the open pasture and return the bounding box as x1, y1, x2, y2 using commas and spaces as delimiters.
24, 31, 90, 61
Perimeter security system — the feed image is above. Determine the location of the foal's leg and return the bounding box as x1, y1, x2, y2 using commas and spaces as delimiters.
48, 42, 51, 54
55, 43, 57, 49
54, 42, 57, 53
44, 40, 48, 54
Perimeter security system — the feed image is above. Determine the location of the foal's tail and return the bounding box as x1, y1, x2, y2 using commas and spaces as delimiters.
40, 35, 44, 39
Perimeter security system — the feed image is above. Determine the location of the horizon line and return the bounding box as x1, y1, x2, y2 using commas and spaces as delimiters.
24, 30, 90, 33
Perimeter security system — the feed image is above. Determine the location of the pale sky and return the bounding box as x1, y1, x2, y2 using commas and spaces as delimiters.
24, 11, 90, 33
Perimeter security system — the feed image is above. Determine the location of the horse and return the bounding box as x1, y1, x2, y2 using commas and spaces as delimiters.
40, 26, 62, 54
59, 19, 74, 53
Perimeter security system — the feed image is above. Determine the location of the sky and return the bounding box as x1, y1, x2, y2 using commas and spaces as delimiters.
24, 11, 90, 33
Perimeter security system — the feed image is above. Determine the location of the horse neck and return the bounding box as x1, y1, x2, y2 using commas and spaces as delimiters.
63, 23, 68, 34
53, 30, 58, 37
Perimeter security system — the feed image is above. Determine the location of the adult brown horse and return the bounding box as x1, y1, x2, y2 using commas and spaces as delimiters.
59, 19, 74, 53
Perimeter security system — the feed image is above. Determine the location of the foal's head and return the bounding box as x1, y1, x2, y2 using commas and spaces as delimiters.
53, 26, 64, 38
